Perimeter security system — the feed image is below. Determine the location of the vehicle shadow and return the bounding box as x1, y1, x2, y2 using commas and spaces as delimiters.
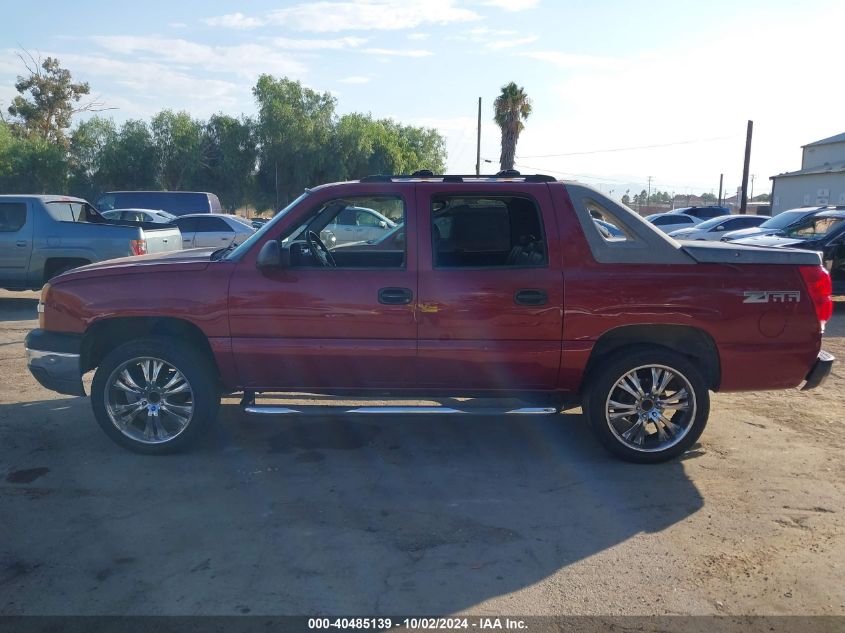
0, 297, 38, 322
0, 395, 704, 615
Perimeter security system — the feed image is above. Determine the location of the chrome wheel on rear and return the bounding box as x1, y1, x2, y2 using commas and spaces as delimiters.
605, 364, 696, 453
104, 357, 195, 445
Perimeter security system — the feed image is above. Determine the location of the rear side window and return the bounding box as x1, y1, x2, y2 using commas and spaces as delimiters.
45, 201, 92, 223
174, 217, 198, 233
431, 195, 546, 268
585, 198, 631, 242
0, 202, 27, 232
195, 217, 233, 233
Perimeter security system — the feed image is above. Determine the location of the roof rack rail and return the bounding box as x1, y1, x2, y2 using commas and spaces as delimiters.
359, 170, 556, 183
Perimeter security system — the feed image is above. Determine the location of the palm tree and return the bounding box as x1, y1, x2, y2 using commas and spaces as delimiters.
494, 82, 532, 172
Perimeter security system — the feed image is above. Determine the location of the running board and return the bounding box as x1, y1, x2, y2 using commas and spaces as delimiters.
244, 405, 558, 416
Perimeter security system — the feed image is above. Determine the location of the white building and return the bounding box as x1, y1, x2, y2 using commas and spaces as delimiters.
770, 132, 845, 214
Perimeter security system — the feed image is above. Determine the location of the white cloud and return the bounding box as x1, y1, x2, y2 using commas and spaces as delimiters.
89, 36, 306, 79
338, 75, 371, 84
480, 0, 540, 10
267, 0, 481, 32
168, 22, 187, 29
487, 36, 538, 50
203, 12, 264, 30
518, 50, 625, 70
407, 33, 430, 40
271, 36, 367, 50
362, 47, 433, 57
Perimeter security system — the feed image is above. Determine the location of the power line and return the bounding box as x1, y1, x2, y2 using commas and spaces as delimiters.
512, 162, 713, 192
517, 135, 740, 159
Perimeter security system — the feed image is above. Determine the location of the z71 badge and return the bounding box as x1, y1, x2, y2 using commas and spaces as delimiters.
743, 290, 801, 304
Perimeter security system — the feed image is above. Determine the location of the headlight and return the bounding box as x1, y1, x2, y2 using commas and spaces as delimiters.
38, 283, 51, 329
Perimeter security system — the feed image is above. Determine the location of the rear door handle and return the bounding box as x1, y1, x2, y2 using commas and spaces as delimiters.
378, 287, 413, 305
514, 289, 548, 306
16, 241, 27, 247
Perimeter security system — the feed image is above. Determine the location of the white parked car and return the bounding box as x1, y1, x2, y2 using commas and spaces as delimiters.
668, 214, 768, 241
322, 206, 397, 246
174, 214, 255, 249
645, 212, 702, 234
101, 208, 178, 224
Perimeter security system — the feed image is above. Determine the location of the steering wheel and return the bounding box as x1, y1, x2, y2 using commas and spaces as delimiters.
306, 230, 336, 268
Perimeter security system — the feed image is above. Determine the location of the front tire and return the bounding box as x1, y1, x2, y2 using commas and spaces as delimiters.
91, 336, 220, 454
583, 348, 710, 463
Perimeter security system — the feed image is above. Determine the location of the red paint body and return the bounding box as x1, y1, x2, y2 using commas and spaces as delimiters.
43, 181, 824, 397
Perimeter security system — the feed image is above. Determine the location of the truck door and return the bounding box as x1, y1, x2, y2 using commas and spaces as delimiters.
228, 185, 418, 390
0, 201, 34, 289
415, 184, 563, 390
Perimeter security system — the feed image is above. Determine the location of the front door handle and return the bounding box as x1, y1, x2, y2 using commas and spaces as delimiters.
378, 287, 413, 305
16, 241, 27, 247
514, 289, 548, 306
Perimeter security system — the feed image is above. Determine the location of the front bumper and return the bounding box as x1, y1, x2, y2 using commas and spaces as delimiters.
25, 329, 85, 397
802, 350, 835, 391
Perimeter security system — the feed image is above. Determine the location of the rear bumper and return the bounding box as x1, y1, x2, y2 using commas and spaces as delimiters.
802, 350, 835, 391
24, 329, 85, 397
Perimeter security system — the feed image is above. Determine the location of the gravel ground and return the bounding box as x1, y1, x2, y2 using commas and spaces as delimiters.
0, 289, 843, 616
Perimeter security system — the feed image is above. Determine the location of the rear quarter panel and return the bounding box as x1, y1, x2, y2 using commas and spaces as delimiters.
551, 185, 821, 392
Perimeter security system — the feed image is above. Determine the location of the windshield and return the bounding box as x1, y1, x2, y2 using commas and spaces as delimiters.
694, 215, 733, 230
760, 209, 811, 230
782, 216, 844, 240
224, 193, 309, 260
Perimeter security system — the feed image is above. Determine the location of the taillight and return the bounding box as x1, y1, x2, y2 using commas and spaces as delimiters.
130, 239, 147, 256
798, 265, 833, 326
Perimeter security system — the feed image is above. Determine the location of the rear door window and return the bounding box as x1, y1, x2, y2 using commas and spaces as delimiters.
195, 217, 233, 233
0, 202, 27, 232
174, 217, 199, 233
431, 195, 546, 268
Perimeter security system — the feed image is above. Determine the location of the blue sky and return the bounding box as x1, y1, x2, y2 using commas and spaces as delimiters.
2, 0, 843, 198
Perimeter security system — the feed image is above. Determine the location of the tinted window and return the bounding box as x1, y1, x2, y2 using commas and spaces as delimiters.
760, 210, 810, 230
195, 217, 233, 232
0, 202, 26, 232
174, 217, 198, 233
104, 192, 210, 215
432, 195, 546, 268
45, 201, 91, 222
356, 210, 383, 227
654, 215, 688, 226
335, 208, 357, 226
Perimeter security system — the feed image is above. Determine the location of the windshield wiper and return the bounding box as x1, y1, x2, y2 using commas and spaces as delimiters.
210, 243, 237, 261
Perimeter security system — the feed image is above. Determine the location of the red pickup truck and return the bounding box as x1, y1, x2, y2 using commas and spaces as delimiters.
25, 172, 834, 462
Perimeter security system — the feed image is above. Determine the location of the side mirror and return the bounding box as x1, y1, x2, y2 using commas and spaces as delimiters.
256, 240, 289, 269
715, 225, 725, 231
379, 220, 388, 229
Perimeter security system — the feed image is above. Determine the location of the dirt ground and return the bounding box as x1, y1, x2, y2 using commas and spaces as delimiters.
0, 289, 843, 616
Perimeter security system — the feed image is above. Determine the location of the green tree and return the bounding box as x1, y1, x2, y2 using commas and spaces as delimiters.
701, 192, 717, 203
151, 110, 207, 190
6, 51, 97, 148
0, 120, 67, 193
200, 114, 257, 212
98, 120, 159, 190
67, 116, 116, 200
253, 75, 336, 209
494, 82, 531, 172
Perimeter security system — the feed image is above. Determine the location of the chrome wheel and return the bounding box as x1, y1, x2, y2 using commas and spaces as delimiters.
605, 364, 696, 453
104, 357, 194, 445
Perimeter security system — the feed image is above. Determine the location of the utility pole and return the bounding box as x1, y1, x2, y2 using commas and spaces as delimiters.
475, 97, 482, 176
740, 120, 753, 214
647, 176, 653, 208
718, 173, 724, 206
750, 174, 755, 201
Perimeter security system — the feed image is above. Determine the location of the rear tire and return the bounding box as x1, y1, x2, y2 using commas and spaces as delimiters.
91, 336, 220, 454
583, 347, 710, 463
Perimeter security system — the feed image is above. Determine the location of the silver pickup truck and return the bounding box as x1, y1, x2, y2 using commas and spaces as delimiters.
0, 195, 182, 291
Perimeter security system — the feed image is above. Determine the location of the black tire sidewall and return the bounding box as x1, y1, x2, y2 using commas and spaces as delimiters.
584, 348, 710, 463
91, 336, 219, 454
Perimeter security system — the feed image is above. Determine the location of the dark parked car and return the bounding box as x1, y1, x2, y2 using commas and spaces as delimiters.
732, 210, 845, 275
668, 206, 730, 220
96, 191, 223, 217
721, 207, 826, 242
